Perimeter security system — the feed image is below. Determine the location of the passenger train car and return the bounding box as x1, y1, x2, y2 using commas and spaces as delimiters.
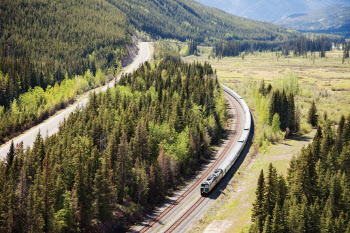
200, 85, 251, 195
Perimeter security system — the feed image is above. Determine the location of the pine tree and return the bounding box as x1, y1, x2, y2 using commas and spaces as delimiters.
131, 121, 150, 163
133, 159, 149, 204
308, 100, 318, 127
27, 171, 44, 233
15, 167, 28, 232
6, 141, 15, 168
93, 159, 115, 222
72, 150, 92, 231
252, 170, 266, 230
54, 190, 78, 232
271, 204, 285, 232
41, 155, 54, 232
264, 164, 278, 218
116, 131, 131, 204
336, 115, 345, 153
287, 94, 296, 132
263, 214, 272, 233
342, 115, 350, 146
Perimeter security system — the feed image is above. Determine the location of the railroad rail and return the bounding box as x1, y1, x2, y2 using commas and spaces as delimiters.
138, 85, 251, 233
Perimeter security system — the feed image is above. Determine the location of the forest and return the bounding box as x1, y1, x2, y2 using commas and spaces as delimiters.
0, 69, 109, 144
108, 0, 297, 44
0, 57, 228, 232
214, 37, 336, 58
250, 113, 350, 232
0, 0, 300, 146
0, 0, 130, 108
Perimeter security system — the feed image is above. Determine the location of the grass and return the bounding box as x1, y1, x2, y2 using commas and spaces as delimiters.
184, 48, 350, 232
189, 131, 315, 233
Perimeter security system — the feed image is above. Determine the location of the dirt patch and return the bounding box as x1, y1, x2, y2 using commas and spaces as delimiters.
203, 220, 232, 233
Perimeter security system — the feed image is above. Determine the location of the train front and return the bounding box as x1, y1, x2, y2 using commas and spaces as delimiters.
200, 181, 210, 194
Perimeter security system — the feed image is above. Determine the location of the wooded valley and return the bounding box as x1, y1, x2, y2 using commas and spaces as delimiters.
0, 57, 227, 232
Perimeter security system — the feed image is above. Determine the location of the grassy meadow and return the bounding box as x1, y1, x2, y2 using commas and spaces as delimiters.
183, 47, 350, 232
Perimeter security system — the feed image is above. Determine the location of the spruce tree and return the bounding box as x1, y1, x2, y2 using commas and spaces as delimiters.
287, 94, 296, 132
263, 214, 272, 233
116, 131, 131, 204
6, 141, 15, 168
308, 100, 318, 128
342, 115, 350, 146
264, 164, 278, 218
252, 170, 266, 232
93, 159, 115, 222
271, 204, 285, 233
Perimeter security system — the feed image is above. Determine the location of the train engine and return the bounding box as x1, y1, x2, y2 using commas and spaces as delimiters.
200, 169, 223, 195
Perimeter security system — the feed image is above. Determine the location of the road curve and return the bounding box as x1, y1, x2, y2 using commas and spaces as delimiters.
132, 85, 250, 233
0, 42, 152, 159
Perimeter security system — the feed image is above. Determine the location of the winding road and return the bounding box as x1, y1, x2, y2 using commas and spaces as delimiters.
0, 42, 152, 159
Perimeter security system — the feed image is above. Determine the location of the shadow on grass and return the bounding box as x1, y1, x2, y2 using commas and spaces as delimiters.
289, 134, 313, 142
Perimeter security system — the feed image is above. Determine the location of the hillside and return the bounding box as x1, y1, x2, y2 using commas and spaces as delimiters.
0, 57, 228, 232
0, 0, 299, 108
0, 0, 131, 107
274, 6, 350, 37
195, 0, 350, 22
108, 0, 298, 43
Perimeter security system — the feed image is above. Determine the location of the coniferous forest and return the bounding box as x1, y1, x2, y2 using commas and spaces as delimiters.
250, 115, 350, 232
0, 0, 299, 146
214, 36, 336, 58
0, 57, 227, 232
0, 0, 130, 108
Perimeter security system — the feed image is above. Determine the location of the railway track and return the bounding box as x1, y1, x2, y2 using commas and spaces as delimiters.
165, 197, 206, 233
139, 90, 243, 233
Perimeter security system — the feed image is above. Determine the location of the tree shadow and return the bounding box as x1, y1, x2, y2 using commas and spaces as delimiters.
289, 134, 312, 142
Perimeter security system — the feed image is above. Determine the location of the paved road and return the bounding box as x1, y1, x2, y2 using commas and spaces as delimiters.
0, 42, 152, 159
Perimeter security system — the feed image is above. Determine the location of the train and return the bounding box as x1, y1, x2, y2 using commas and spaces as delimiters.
200, 85, 251, 195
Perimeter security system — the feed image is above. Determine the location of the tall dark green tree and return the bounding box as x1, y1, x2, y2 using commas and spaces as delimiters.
308, 100, 318, 128
252, 170, 266, 232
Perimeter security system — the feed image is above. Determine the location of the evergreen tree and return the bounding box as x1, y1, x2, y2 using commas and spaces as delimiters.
271, 204, 285, 232
116, 131, 131, 204
93, 159, 115, 222
264, 164, 278, 218
6, 141, 15, 169
252, 170, 266, 232
308, 100, 318, 127
41, 155, 54, 232
54, 190, 78, 232
287, 94, 296, 132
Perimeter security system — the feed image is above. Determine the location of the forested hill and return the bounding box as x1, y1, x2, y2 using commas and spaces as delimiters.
0, 57, 228, 232
108, 0, 298, 43
0, 0, 131, 107
0, 0, 298, 109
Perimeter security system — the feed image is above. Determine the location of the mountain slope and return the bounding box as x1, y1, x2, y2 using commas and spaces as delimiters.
0, 0, 131, 107
107, 0, 298, 43
0, 0, 299, 108
274, 6, 350, 37
195, 0, 350, 22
